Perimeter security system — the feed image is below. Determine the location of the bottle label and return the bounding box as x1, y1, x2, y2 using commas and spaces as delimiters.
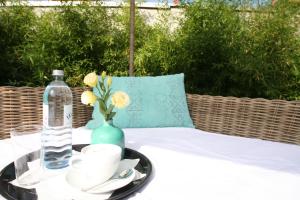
43, 104, 49, 127
43, 104, 72, 127
64, 105, 72, 127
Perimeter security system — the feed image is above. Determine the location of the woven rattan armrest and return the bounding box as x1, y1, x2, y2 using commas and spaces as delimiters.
187, 94, 300, 145
0, 87, 299, 145
0, 86, 92, 139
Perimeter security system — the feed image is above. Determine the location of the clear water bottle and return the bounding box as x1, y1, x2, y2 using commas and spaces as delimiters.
42, 70, 72, 169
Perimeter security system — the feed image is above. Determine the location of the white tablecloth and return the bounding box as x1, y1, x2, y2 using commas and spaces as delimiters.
1, 127, 300, 200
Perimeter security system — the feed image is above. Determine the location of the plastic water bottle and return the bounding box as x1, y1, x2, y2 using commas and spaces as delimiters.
42, 70, 72, 169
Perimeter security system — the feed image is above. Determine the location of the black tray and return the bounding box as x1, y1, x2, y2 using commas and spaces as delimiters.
0, 144, 152, 200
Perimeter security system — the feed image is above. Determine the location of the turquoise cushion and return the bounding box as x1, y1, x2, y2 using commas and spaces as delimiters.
86, 73, 194, 128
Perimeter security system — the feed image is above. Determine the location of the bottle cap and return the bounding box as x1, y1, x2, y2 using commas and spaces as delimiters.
52, 70, 64, 76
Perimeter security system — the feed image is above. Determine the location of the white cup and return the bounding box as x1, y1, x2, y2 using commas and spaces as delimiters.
69, 144, 121, 188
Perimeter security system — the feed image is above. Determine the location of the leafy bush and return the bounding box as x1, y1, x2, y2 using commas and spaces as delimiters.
232, 0, 300, 99
0, 6, 36, 85
173, 0, 244, 95
101, 5, 161, 77
0, 0, 299, 100
20, 2, 114, 86
134, 11, 180, 76
12, 2, 166, 86
174, 0, 300, 99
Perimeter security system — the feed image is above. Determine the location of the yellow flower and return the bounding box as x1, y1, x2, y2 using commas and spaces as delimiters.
111, 91, 130, 109
107, 76, 112, 87
101, 71, 106, 80
82, 71, 129, 121
81, 91, 97, 106
84, 72, 98, 87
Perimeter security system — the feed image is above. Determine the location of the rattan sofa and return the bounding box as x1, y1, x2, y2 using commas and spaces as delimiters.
0, 86, 300, 145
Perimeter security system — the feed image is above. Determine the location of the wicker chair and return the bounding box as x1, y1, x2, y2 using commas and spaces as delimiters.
0, 86, 300, 145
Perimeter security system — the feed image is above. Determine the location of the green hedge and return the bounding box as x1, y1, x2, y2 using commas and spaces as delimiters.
0, 6, 36, 86
174, 0, 300, 99
0, 0, 299, 100
20, 3, 115, 86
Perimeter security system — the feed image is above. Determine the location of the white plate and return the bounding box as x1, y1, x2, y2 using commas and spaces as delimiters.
66, 168, 136, 194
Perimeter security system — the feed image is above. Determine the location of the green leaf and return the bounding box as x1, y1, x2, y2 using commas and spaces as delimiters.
104, 113, 109, 121
104, 89, 111, 103
100, 82, 106, 94
99, 108, 106, 116
106, 104, 114, 114
108, 112, 116, 120
99, 99, 107, 114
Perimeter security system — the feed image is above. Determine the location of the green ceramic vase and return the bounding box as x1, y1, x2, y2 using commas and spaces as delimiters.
91, 120, 125, 156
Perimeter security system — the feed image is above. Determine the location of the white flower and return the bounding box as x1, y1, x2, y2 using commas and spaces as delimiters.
81, 91, 97, 106
111, 91, 130, 109
84, 72, 98, 87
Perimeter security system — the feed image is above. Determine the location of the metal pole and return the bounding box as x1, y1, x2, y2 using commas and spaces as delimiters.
129, 0, 135, 76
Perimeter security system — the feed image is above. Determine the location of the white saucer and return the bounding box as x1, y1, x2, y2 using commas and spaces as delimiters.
65, 168, 136, 194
